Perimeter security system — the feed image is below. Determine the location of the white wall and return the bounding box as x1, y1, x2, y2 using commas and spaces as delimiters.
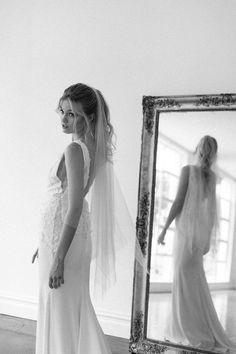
1, 0, 236, 338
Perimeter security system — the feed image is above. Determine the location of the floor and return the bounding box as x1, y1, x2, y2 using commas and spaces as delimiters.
4, 290, 235, 353
0, 314, 129, 354
147, 289, 236, 342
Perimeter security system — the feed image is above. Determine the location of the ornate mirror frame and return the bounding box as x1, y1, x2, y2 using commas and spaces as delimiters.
129, 94, 236, 354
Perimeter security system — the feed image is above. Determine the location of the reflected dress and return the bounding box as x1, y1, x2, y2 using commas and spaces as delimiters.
35, 140, 112, 354
167, 165, 236, 352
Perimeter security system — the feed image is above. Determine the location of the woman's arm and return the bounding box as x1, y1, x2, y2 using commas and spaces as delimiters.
158, 165, 189, 245
49, 143, 84, 289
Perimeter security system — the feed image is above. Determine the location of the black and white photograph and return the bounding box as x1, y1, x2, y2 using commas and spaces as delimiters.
1, 1, 236, 353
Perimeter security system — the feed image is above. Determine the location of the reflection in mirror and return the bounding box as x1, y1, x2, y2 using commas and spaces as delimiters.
147, 111, 236, 352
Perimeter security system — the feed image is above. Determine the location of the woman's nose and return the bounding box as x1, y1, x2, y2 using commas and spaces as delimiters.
62, 114, 68, 123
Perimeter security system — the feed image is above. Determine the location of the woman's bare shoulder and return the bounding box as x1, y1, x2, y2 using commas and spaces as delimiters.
65, 141, 83, 153
180, 165, 191, 175
182, 164, 191, 170
64, 142, 84, 167
178, 165, 190, 186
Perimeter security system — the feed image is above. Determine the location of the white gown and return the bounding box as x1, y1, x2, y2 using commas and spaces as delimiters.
35, 140, 112, 354
167, 165, 236, 353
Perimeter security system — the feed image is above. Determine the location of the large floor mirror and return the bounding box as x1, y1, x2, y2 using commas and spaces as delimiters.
130, 94, 236, 354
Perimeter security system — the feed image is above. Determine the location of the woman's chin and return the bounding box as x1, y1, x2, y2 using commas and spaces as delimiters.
62, 128, 71, 134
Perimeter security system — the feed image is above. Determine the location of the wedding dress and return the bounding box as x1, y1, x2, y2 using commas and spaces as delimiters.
35, 139, 112, 354
167, 164, 236, 353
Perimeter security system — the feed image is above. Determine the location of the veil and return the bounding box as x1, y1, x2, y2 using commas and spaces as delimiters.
84, 88, 146, 298
176, 165, 219, 255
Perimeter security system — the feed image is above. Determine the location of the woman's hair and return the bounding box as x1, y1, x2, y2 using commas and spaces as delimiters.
195, 135, 218, 177
57, 83, 115, 159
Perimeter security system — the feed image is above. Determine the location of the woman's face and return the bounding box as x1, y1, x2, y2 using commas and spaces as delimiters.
57, 99, 84, 135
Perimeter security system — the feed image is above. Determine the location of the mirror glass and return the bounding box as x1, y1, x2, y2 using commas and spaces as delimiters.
147, 111, 236, 348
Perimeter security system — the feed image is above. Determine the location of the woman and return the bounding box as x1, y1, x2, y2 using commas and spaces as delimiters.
32, 83, 116, 354
158, 135, 236, 352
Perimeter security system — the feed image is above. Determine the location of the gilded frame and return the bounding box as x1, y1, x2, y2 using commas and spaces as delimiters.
129, 93, 236, 354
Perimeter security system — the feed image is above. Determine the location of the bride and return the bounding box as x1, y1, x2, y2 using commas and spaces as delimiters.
158, 135, 236, 352
32, 83, 118, 354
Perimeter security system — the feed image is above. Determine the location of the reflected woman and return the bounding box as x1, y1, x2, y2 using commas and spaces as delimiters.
158, 135, 236, 352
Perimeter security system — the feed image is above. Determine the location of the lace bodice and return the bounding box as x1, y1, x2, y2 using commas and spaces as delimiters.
39, 140, 91, 254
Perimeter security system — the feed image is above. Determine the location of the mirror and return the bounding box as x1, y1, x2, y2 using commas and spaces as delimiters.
130, 94, 236, 354
148, 111, 236, 345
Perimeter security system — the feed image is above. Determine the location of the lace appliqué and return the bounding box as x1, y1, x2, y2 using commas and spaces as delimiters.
39, 143, 91, 255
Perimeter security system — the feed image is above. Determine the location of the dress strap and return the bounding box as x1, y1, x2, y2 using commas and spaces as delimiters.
72, 140, 91, 189
72, 140, 90, 163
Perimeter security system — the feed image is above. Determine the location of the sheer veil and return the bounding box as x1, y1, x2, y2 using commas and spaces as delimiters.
176, 165, 219, 255
186, 148, 220, 254
85, 88, 145, 298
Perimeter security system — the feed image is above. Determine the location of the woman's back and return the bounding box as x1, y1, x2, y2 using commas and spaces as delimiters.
176, 164, 217, 254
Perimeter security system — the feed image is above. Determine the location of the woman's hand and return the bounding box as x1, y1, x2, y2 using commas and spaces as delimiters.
49, 256, 64, 289
158, 229, 166, 245
32, 248, 39, 263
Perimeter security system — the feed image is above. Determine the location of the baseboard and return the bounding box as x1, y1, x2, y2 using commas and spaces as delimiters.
95, 307, 131, 338
0, 292, 131, 338
0, 292, 37, 320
